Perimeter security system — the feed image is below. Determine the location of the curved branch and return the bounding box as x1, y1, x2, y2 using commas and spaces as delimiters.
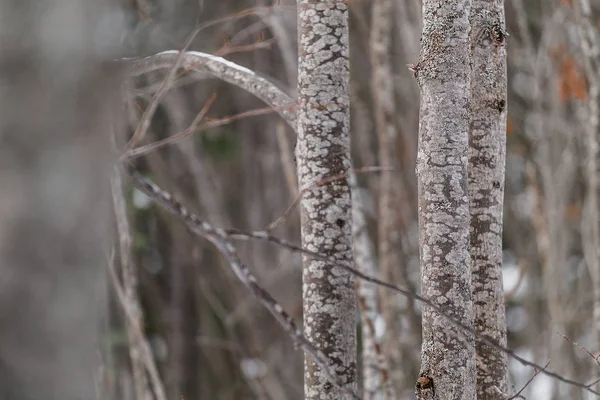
122, 50, 297, 129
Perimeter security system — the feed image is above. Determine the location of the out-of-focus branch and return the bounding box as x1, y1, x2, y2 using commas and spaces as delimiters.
507, 359, 551, 400
123, 93, 215, 159
558, 332, 600, 369
107, 251, 167, 400
125, 101, 284, 160
122, 50, 297, 128
125, 27, 201, 150
265, 166, 394, 231
110, 170, 152, 400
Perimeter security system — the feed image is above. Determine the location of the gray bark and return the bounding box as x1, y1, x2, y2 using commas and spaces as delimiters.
0, 1, 121, 399
575, 0, 600, 362
296, 1, 357, 398
414, 0, 476, 398
468, 2, 509, 398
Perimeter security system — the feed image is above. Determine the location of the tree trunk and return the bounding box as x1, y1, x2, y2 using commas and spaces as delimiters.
369, 0, 413, 393
296, 1, 357, 398
468, 2, 509, 398
413, 0, 476, 398
351, 172, 395, 400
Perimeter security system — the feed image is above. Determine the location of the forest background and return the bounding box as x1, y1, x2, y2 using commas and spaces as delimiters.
0, 0, 599, 399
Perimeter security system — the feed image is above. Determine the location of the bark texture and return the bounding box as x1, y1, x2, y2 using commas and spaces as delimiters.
414, 0, 476, 399
296, 1, 357, 398
468, 2, 509, 398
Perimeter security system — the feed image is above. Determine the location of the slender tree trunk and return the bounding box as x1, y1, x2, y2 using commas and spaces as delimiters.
369, 0, 411, 392
468, 2, 509, 398
370, 0, 398, 290
296, 1, 356, 398
350, 173, 395, 400
413, 0, 476, 398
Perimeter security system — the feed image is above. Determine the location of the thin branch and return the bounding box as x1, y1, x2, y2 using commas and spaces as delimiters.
125, 101, 285, 160
587, 376, 600, 387
124, 93, 216, 159
558, 331, 600, 368
215, 39, 276, 57
224, 229, 600, 396
124, 165, 600, 397
125, 26, 202, 150
124, 165, 359, 400
266, 165, 394, 231
507, 359, 551, 400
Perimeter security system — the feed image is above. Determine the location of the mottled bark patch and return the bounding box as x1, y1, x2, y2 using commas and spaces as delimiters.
297, 1, 356, 399
415, 0, 477, 399
468, 2, 509, 398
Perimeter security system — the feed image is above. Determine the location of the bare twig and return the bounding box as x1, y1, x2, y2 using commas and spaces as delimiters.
125, 101, 287, 160
124, 93, 216, 159
122, 5, 286, 150
125, 26, 202, 150
265, 166, 394, 231
124, 165, 359, 400
215, 39, 276, 57
558, 331, 600, 368
507, 359, 551, 400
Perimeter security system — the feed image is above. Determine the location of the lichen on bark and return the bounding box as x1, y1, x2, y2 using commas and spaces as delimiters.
296, 1, 356, 399
414, 0, 477, 399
